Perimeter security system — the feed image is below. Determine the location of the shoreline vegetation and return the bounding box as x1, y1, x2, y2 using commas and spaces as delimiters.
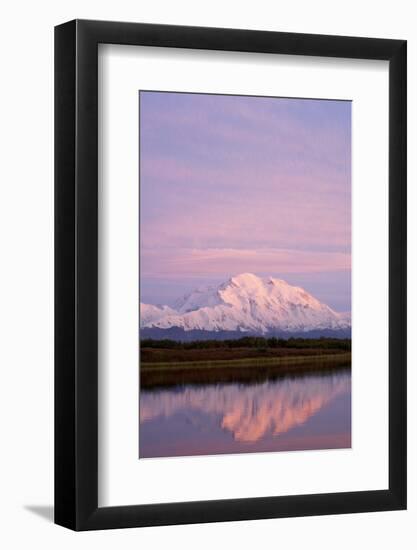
140, 337, 351, 389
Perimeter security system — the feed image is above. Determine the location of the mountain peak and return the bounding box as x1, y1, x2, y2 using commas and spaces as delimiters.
230, 272, 260, 285
229, 273, 292, 289
140, 274, 350, 335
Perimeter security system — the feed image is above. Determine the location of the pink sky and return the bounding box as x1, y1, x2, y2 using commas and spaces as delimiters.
140, 92, 351, 311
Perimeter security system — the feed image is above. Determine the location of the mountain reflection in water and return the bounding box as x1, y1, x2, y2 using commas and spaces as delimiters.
139, 369, 351, 458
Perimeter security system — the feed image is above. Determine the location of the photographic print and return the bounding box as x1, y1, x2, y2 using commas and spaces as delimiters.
139, 91, 351, 459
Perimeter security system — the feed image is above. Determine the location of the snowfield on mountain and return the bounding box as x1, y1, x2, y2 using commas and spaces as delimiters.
140, 303, 178, 326
140, 273, 351, 334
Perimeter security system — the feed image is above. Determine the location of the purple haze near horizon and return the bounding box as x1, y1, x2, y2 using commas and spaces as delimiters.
140, 91, 351, 312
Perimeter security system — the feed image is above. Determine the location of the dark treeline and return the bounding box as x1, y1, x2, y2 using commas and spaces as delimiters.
141, 336, 351, 351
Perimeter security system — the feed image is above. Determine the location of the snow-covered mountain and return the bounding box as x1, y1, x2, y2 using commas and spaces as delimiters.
140, 303, 177, 326
140, 273, 350, 335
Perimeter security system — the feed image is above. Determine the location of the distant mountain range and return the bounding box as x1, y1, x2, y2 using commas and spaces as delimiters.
140, 273, 351, 340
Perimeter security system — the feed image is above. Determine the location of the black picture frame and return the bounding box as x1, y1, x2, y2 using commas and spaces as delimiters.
55, 19, 407, 531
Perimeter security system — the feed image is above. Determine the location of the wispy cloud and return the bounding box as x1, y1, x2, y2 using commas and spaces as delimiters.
141, 247, 350, 278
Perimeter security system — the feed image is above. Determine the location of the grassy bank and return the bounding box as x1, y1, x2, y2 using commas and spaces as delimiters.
140, 337, 351, 388
141, 352, 351, 371
140, 352, 351, 389
141, 336, 350, 365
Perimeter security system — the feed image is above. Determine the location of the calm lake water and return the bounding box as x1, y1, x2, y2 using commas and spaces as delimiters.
139, 368, 351, 458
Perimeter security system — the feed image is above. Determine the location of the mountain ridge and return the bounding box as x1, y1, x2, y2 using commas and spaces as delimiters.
140, 273, 350, 336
